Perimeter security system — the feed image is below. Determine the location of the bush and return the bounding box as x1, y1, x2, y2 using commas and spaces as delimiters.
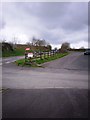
2, 42, 13, 52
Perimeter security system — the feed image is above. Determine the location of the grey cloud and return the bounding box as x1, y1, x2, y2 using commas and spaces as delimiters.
43, 3, 87, 31
0, 19, 5, 30
0, 2, 88, 48
18, 2, 88, 31
60, 3, 88, 31
4, 2, 87, 32
0, 5, 5, 30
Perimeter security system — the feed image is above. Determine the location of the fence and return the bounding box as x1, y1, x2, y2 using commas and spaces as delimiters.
25, 50, 59, 64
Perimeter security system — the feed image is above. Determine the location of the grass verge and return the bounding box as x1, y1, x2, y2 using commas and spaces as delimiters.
15, 52, 69, 67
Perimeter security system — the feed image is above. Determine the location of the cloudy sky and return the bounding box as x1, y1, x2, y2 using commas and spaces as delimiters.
0, 2, 88, 48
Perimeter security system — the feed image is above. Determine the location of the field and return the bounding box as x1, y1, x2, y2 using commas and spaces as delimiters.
2, 48, 25, 57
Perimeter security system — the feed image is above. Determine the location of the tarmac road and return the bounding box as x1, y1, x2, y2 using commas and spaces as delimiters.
2, 52, 89, 118
2, 56, 24, 64
2, 52, 88, 89
2, 89, 88, 118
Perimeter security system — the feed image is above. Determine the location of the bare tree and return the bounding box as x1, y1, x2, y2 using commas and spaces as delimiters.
32, 37, 38, 46
1, 39, 6, 43
37, 39, 46, 46
79, 47, 85, 49
47, 44, 52, 51
11, 36, 20, 49
61, 42, 70, 53
12, 37, 19, 44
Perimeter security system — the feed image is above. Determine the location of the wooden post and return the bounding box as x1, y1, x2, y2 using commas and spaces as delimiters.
43, 52, 44, 59
53, 50, 54, 56
40, 51, 43, 60
48, 51, 49, 58
25, 51, 28, 63
50, 51, 51, 57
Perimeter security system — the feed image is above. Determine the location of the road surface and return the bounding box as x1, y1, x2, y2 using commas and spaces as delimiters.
2, 52, 88, 89
2, 56, 24, 64
2, 52, 89, 118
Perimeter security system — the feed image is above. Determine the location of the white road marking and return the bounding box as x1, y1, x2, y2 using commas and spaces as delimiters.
2, 56, 25, 65
0, 63, 2, 66
5, 61, 11, 64
3, 59, 18, 64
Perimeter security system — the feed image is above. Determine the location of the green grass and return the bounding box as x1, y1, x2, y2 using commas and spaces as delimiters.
2, 48, 25, 57
35, 53, 68, 64
15, 52, 69, 67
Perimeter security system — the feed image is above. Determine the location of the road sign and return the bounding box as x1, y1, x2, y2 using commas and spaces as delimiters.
25, 48, 30, 51
28, 53, 33, 58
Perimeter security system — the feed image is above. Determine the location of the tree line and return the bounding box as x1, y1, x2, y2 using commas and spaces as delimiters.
1, 37, 85, 54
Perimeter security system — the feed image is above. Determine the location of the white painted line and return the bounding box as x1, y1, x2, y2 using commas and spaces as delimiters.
5, 60, 16, 64
28, 87, 88, 89
5, 61, 11, 64
0, 63, 2, 66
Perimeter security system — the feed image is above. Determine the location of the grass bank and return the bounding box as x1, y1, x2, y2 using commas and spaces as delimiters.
15, 52, 69, 67
2, 48, 25, 57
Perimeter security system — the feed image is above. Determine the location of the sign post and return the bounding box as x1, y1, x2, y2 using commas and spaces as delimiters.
27, 53, 33, 58
25, 48, 30, 64
25, 47, 34, 65
25, 48, 30, 51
